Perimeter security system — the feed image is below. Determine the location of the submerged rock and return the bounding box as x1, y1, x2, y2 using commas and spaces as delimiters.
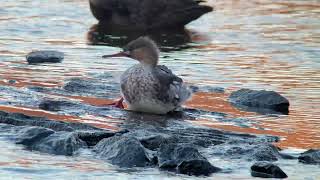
39, 99, 79, 112
15, 126, 55, 145
158, 143, 220, 176
26, 50, 64, 64
298, 149, 320, 164
28, 131, 87, 156
94, 136, 151, 167
229, 89, 289, 114
0, 110, 99, 132
251, 162, 287, 178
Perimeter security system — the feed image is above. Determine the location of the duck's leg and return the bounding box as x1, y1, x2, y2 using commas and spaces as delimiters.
107, 97, 124, 109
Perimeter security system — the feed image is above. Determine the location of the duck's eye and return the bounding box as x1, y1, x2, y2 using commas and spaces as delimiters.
123, 51, 131, 57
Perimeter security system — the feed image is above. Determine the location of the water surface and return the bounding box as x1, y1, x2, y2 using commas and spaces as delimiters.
0, 0, 319, 179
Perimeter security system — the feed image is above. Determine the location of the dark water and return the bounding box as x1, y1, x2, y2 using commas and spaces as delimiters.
0, 0, 319, 179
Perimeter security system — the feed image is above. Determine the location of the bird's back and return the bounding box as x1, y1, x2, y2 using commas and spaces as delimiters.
89, 0, 213, 29
120, 64, 190, 114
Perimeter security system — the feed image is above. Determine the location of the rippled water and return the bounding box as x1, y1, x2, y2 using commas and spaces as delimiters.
0, 0, 319, 179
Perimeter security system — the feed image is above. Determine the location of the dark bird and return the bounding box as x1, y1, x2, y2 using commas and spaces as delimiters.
89, 0, 213, 30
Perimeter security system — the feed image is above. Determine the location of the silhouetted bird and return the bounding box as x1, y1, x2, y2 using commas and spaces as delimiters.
89, 0, 213, 30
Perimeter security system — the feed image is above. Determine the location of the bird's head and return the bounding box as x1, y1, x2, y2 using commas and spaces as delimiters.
103, 36, 159, 67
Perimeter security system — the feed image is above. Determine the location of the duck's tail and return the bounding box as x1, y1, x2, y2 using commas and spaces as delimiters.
150, 2, 213, 29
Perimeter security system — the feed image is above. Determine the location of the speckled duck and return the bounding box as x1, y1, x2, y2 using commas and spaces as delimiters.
103, 37, 191, 114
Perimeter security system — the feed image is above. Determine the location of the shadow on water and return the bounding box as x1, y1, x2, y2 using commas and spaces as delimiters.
87, 23, 198, 51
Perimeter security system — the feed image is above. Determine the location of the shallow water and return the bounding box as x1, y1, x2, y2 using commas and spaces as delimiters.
0, 0, 319, 179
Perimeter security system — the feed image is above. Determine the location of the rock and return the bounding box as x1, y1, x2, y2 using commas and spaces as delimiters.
178, 159, 220, 176
298, 149, 320, 164
251, 162, 288, 178
28, 131, 87, 156
15, 126, 55, 145
140, 134, 173, 151
26, 50, 64, 64
62, 78, 119, 97
229, 89, 289, 114
158, 143, 220, 176
39, 100, 79, 112
252, 144, 280, 162
76, 130, 121, 147
189, 85, 225, 93
94, 136, 151, 167
0, 110, 99, 132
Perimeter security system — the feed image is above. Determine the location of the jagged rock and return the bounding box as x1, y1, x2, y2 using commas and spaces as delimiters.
158, 143, 220, 176
76, 130, 124, 147
15, 126, 55, 145
298, 149, 320, 164
0, 110, 99, 132
251, 161, 287, 178
94, 136, 151, 167
28, 131, 87, 156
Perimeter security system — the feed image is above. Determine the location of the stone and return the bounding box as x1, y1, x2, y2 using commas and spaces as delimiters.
28, 131, 87, 156
39, 100, 78, 112
252, 144, 280, 162
229, 89, 289, 114
298, 149, 320, 164
76, 130, 118, 147
94, 136, 151, 167
157, 143, 220, 176
26, 50, 64, 64
0, 110, 99, 132
251, 162, 287, 178
15, 126, 55, 145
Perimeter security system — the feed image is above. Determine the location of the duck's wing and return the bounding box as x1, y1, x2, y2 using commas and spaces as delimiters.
148, 0, 213, 29
153, 65, 191, 106
89, 0, 212, 29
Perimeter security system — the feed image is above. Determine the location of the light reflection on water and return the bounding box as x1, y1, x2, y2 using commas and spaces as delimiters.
0, 0, 319, 179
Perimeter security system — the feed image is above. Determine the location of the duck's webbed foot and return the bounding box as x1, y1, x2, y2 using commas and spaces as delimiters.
107, 97, 124, 109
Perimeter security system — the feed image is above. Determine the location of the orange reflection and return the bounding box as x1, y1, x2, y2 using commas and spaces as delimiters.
0, 105, 119, 131
187, 92, 320, 149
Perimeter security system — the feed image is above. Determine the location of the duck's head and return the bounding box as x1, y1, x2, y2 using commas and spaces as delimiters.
103, 37, 159, 67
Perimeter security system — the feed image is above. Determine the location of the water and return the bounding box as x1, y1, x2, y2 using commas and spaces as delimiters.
0, 0, 319, 179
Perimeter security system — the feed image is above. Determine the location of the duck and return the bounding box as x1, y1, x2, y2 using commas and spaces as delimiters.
102, 36, 191, 114
89, 0, 213, 30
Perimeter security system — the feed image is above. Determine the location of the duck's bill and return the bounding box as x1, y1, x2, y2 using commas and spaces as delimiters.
102, 51, 130, 58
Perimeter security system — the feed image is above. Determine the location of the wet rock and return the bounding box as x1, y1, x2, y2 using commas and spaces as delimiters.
39, 100, 79, 112
178, 159, 219, 176
76, 130, 127, 147
229, 89, 289, 114
26, 50, 64, 64
158, 143, 220, 176
189, 85, 225, 93
15, 126, 55, 145
28, 131, 87, 156
252, 144, 280, 162
63, 78, 119, 97
122, 130, 175, 151
140, 134, 173, 151
251, 162, 287, 178
94, 136, 151, 167
298, 149, 320, 164
0, 110, 99, 132
8, 79, 16, 84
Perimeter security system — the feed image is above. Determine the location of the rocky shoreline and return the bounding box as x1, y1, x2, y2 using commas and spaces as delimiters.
1, 56, 318, 177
